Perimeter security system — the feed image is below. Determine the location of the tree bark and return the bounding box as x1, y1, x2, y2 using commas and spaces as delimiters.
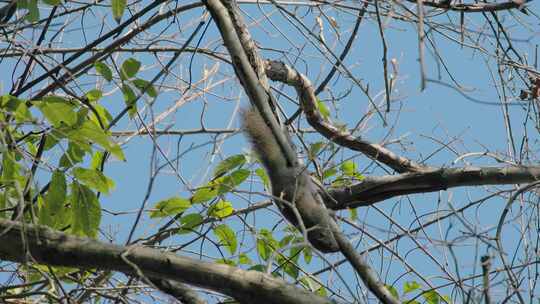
0, 219, 335, 304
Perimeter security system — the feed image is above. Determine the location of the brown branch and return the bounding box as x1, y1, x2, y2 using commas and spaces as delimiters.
204, 1, 399, 302
0, 47, 230, 63
327, 166, 540, 209
481, 256, 492, 304
28, 2, 203, 100
332, 231, 400, 304
264, 60, 427, 173
149, 278, 207, 304
404, 0, 529, 13
0, 219, 335, 304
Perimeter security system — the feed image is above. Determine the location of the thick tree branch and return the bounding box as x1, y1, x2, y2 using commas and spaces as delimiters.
327, 166, 540, 209
149, 278, 207, 304
0, 219, 335, 304
264, 60, 426, 173
204, 1, 400, 303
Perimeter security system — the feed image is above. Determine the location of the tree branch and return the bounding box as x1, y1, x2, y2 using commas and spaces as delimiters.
0, 219, 335, 304
327, 166, 540, 209
264, 60, 426, 173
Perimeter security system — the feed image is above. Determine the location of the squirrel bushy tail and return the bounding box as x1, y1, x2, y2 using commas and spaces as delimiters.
242, 108, 340, 253
242, 109, 290, 177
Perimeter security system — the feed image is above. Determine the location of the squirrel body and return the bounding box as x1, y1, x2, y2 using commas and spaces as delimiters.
243, 109, 339, 252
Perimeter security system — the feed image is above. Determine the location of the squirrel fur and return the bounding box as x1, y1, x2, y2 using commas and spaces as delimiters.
242, 108, 339, 253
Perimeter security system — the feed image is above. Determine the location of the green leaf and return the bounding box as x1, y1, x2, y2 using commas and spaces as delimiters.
150, 196, 191, 218
40, 129, 62, 151
285, 263, 299, 279
303, 246, 312, 264
121, 84, 137, 117
59, 142, 86, 168
257, 229, 278, 261
0, 94, 12, 107
322, 167, 337, 180
385, 285, 399, 300
89, 104, 113, 126
73, 167, 115, 195
316, 286, 327, 297
349, 207, 358, 221
132, 78, 157, 98
15, 103, 32, 123
95, 62, 113, 81
120, 57, 141, 80
191, 169, 249, 204
279, 255, 299, 279
111, 0, 126, 23
38, 96, 78, 127
191, 186, 218, 204
422, 290, 441, 304
39, 170, 67, 228
216, 259, 236, 266
177, 213, 203, 234
316, 99, 330, 119
248, 264, 266, 272
213, 224, 237, 255
67, 120, 125, 160
213, 155, 246, 178
42, 0, 61, 5
238, 253, 252, 265
86, 89, 102, 102
255, 168, 269, 189
71, 182, 101, 238
308, 142, 325, 159
216, 169, 249, 194
208, 200, 234, 218
403, 281, 421, 294
340, 160, 357, 177
279, 235, 294, 248
90, 151, 106, 170
24, 0, 39, 22
1, 151, 20, 184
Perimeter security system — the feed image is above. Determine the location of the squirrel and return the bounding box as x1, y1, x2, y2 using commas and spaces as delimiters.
242, 108, 340, 253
